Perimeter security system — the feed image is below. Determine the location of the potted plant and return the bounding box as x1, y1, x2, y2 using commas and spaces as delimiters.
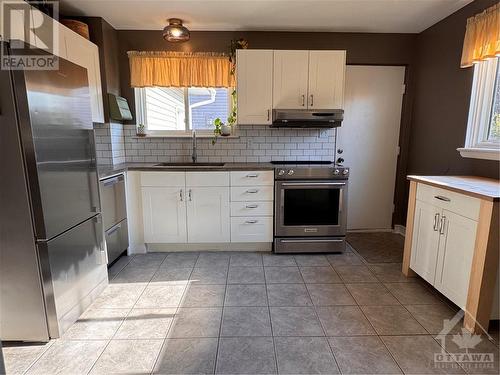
137, 123, 146, 137
212, 117, 232, 144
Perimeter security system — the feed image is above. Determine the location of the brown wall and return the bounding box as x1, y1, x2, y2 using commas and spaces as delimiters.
408, 0, 499, 178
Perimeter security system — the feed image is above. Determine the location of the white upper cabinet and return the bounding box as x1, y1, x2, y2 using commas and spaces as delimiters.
237, 50, 274, 125
273, 50, 310, 109
64, 28, 104, 123
308, 50, 346, 109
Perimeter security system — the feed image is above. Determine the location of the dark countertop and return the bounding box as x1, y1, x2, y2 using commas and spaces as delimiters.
98, 162, 275, 180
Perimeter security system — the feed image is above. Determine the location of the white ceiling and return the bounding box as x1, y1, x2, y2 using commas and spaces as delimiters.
59, 0, 473, 33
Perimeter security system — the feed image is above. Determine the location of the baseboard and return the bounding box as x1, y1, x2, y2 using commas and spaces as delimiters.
347, 228, 393, 233
347, 226, 406, 237
393, 225, 406, 237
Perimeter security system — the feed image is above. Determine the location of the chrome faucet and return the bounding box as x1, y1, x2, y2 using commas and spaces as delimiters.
191, 130, 197, 163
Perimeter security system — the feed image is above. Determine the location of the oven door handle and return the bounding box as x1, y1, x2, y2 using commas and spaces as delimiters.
280, 182, 346, 187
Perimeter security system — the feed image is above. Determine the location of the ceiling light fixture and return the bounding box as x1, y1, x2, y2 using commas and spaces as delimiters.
163, 18, 190, 43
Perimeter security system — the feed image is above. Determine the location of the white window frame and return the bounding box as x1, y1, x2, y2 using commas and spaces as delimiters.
135, 87, 231, 137
458, 57, 500, 160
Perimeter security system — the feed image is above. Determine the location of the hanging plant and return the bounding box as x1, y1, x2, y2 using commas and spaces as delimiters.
212, 38, 248, 145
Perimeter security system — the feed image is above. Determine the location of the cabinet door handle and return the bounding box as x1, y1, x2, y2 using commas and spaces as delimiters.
434, 195, 451, 202
245, 220, 258, 224
188, 189, 192, 201
246, 173, 259, 178
433, 213, 440, 231
310, 94, 314, 107
267, 109, 270, 121
246, 189, 259, 194
179, 189, 183, 202
301, 94, 305, 106
439, 215, 446, 234
245, 204, 258, 209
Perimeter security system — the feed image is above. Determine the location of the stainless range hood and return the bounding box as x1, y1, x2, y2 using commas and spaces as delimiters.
271, 109, 344, 128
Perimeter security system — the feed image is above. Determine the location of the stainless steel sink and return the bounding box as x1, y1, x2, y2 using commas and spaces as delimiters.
153, 162, 225, 167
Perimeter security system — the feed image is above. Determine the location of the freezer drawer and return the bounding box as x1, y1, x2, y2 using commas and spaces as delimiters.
100, 174, 127, 230
105, 219, 129, 265
39, 214, 108, 338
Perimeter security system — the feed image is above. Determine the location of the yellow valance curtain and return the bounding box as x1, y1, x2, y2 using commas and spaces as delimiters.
460, 3, 500, 68
127, 51, 235, 88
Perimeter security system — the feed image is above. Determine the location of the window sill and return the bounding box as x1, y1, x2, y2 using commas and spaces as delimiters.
457, 147, 500, 161
133, 134, 240, 139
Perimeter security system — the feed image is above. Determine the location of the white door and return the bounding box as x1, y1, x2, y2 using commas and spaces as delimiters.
338, 65, 405, 230
186, 187, 230, 243
434, 210, 477, 309
237, 50, 274, 125
410, 200, 441, 284
308, 51, 346, 109
142, 187, 187, 243
273, 50, 309, 109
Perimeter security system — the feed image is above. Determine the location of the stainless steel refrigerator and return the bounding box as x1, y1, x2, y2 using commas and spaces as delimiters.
0, 44, 108, 341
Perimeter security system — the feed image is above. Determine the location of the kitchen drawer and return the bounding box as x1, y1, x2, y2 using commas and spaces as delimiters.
141, 172, 185, 187
416, 183, 480, 221
231, 216, 273, 242
231, 186, 274, 202
186, 172, 229, 187
105, 219, 129, 265
230, 201, 273, 217
230, 171, 274, 186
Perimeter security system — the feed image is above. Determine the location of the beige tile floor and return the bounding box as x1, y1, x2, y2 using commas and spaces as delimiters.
2, 243, 499, 375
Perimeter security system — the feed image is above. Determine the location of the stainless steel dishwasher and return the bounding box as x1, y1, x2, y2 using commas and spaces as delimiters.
100, 173, 128, 265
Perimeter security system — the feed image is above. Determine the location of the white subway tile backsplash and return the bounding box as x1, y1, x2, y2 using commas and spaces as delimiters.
108, 124, 336, 165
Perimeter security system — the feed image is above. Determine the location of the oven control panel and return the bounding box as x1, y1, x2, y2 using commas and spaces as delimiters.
275, 167, 349, 180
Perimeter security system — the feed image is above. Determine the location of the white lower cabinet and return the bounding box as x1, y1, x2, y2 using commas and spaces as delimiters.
410, 200, 441, 284
410, 184, 479, 309
142, 187, 187, 243
434, 210, 477, 309
186, 187, 230, 243
140, 171, 274, 245
231, 217, 273, 243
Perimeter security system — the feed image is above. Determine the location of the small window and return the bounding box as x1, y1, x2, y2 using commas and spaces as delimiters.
459, 57, 500, 160
135, 87, 229, 136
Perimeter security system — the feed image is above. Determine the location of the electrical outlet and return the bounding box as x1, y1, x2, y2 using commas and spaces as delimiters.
319, 130, 328, 138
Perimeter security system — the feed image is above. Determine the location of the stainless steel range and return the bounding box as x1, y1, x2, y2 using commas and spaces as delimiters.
273, 161, 349, 253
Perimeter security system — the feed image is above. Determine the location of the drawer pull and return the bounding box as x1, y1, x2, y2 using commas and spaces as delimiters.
433, 213, 440, 231
246, 189, 259, 194
246, 173, 259, 178
245, 204, 259, 209
434, 195, 451, 202
245, 220, 258, 224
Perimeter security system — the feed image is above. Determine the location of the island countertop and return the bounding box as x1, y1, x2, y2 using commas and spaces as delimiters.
407, 175, 500, 202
